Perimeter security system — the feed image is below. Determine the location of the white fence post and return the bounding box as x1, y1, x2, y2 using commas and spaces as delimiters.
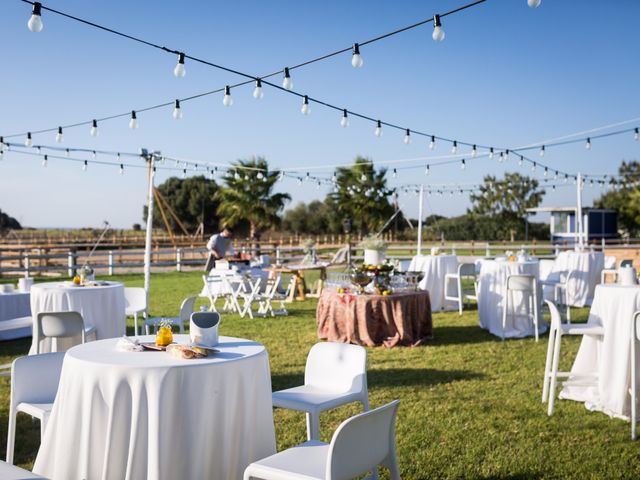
276, 246, 281, 265
176, 248, 182, 272
67, 250, 76, 277
23, 254, 30, 277
485, 243, 490, 257
451, 245, 456, 255
108, 251, 114, 276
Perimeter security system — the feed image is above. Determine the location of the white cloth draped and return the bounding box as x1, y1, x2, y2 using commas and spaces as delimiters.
0, 291, 31, 340
559, 285, 640, 419
544, 251, 604, 307
408, 254, 459, 311
33, 335, 276, 480
29, 281, 125, 354
477, 260, 546, 338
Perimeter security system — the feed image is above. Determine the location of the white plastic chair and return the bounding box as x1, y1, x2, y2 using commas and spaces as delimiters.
502, 274, 540, 341
234, 276, 263, 319
244, 400, 400, 480
144, 296, 196, 334
541, 300, 604, 416
631, 311, 640, 440
444, 263, 478, 315
251, 276, 288, 317
124, 287, 148, 336
6, 352, 65, 465
34, 311, 96, 354
272, 342, 369, 441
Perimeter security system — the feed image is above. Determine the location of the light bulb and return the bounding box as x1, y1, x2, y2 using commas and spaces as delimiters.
564, 174, 569, 184
234, 171, 240, 180
257, 171, 264, 180
340, 109, 349, 128
332, 173, 337, 183
429, 136, 436, 150
528, 0, 541, 8
282, 67, 293, 90
42, 155, 48, 167
539, 145, 545, 157
90, 119, 99, 137
518, 155, 524, 166
552, 185, 556, 191
182, 169, 187, 179
244, 174, 249, 181
174, 52, 186, 78
351, 43, 363, 68
392, 168, 397, 178
544, 167, 548, 177
253, 79, 264, 99
301, 95, 310, 115
0, 149, 3, 161
360, 173, 367, 182
471, 145, 477, 157
374, 120, 383, 137
306, 172, 310, 182
129, 111, 138, 129
403, 129, 411, 145
504, 149, 509, 161
119, 164, 124, 175
83, 160, 88, 172
25, 133, 33, 147
223, 86, 233, 107
499, 152, 504, 163
554, 170, 558, 180
297, 177, 303, 186
425, 164, 430, 175
489, 148, 494, 159
461, 159, 466, 170
316, 181, 321, 191
451, 141, 458, 154
91, 150, 97, 159
635, 128, 639, 141
585, 138, 591, 150
172, 99, 182, 119
27, 2, 43, 32
55, 126, 63, 143
432, 15, 445, 42
531, 162, 536, 172
65, 148, 70, 157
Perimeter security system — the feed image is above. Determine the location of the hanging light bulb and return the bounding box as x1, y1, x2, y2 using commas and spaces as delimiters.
223, 86, 233, 107
182, 168, 187, 179
429, 136, 436, 150
253, 79, 264, 99
360, 173, 367, 182
297, 177, 303, 186
55, 127, 63, 143
504, 149, 509, 161
544, 166, 548, 177
518, 155, 524, 166
531, 161, 536, 172
282, 67, 293, 90
129, 111, 138, 129
552, 184, 556, 191
25, 132, 33, 148
499, 152, 504, 163
306, 172, 310, 182
392, 168, 397, 179
42, 155, 48, 167
635, 128, 639, 141
404, 129, 411, 145
489, 147, 494, 159
172, 99, 183, 119
460, 158, 466, 170
584, 137, 592, 150
564, 174, 569, 184
554, 170, 558, 180
351, 43, 363, 68
425, 164, 430, 175
257, 171, 264, 180
91, 150, 97, 159
316, 181, 321, 191
82, 160, 88, 172
90, 119, 99, 137
432, 14, 445, 42
374, 120, 383, 137
471, 145, 477, 158
27, 2, 43, 32
234, 170, 240, 180
539, 145, 545, 157
451, 141, 458, 154
301, 95, 310, 115
340, 109, 349, 128
528, 0, 541, 8
174, 52, 186, 77
119, 164, 124, 175
65, 148, 70, 157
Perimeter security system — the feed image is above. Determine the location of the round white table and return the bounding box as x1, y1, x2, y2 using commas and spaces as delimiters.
29, 281, 125, 354
33, 335, 276, 480
477, 259, 546, 338
560, 284, 640, 419
408, 254, 459, 311
0, 291, 32, 340
544, 251, 605, 307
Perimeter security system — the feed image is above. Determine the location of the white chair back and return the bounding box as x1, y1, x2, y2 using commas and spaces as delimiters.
35, 311, 87, 353
305, 342, 367, 393
124, 287, 147, 312
179, 296, 198, 323
506, 274, 536, 292
459, 263, 476, 278
326, 400, 400, 480
604, 256, 617, 270
544, 299, 562, 331
11, 352, 65, 408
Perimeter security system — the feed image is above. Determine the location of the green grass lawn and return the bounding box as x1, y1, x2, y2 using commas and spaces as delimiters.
0, 271, 637, 479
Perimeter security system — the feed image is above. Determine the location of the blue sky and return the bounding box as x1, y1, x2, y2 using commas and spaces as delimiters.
1, 0, 639, 228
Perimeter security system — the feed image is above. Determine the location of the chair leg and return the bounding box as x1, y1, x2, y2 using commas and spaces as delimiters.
501, 289, 509, 341
532, 293, 539, 342
6, 409, 16, 464
548, 329, 563, 416
542, 327, 555, 403
305, 412, 320, 441
133, 312, 139, 336
457, 278, 463, 315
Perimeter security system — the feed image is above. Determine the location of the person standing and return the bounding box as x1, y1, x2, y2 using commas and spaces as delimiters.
204, 226, 235, 272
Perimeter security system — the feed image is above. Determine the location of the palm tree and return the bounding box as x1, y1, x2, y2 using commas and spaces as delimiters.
215, 157, 291, 239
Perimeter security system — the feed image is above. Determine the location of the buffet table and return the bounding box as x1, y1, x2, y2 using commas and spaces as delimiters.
33, 335, 276, 480
0, 291, 31, 340
408, 254, 458, 311
268, 262, 329, 301
316, 289, 432, 347
29, 281, 125, 354
560, 284, 640, 419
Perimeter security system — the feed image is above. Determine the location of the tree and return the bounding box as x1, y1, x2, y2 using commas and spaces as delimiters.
594, 160, 640, 236
144, 175, 220, 234
0, 209, 22, 232
326, 157, 395, 235
282, 200, 336, 234
215, 157, 291, 239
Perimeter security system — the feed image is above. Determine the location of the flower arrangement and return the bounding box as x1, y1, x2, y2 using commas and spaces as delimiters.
301, 238, 316, 254
155, 319, 174, 347
358, 235, 387, 251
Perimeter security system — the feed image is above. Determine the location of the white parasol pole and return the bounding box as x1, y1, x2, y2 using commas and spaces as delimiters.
417, 184, 424, 255
576, 172, 583, 250
143, 150, 156, 306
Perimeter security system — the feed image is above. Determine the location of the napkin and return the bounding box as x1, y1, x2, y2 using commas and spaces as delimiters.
116, 336, 143, 352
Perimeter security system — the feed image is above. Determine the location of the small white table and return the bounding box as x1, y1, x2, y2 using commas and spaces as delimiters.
560, 284, 640, 419
29, 281, 125, 353
0, 291, 31, 340
33, 335, 276, 480
408, 254, 459, 311
477, 259, 545, 338
544, 251, 604, 307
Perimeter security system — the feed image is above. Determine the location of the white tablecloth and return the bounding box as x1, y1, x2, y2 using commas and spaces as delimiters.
29, 281, 125, 354
408, 254, 458, 311
33, 335, 276, 480
544, 251, 604, 307
200, 268, 268, 296
560, 284, 640, 419
477, 260, 546, 338
0, 291, 31, 340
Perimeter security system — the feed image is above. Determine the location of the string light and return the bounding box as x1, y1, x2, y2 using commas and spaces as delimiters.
234, 170, 240, 180
257, 171, 264, 180
90, 120, 99, 137
91, 150, 97, 159
544, 166, 548, 177
297, 177, 303, 186
351, 43, 363, 68
55, 127, 63, 143
65, 148, 70, 157
129, 111, 138, 129
25, 133, 32, 148
82, 160, 88, 172
223, 86, 233, 107
42, 154, 47, 167
392, 168, 397, 178
489, 147, 494, 159
518, 155, 524, 166
429, 136, 436, 150
182, 168, 187, 179
27, 2, 43, 32
585, 137, 591, 150
119, 164, 124, 175
504, 149, 509, 161
528, 0, 541, 8
531, 161, 536, 172
425, 164, 430, 175
316, 181, 321, 190
174, 52, 186, 78
375, 120, 383, 137
461, 158, 466, 170
432, 14, 445, 42
331, 172, 337, 182
451, 141, 458, 154
282, 68, 293, 90
403, 129, 411, 145
301, 96, 310, 115
340, 109, 349, 128
499, 152, 504, 163
360, 173, 367, 182
635, 128, 639, 141
471, 145, 477, 157
253, 79, 264, 99
539, 145, 545, 157
172, 99, 182, 119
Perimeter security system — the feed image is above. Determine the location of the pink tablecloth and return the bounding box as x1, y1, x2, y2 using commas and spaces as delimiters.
316, 290, 432, 347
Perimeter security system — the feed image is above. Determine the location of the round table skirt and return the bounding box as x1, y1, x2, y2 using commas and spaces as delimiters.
33, 335, 276, 480
0, 291, 31, 340
544, 251, 604, 307
408, 254, 458, 311
316, 290, 432, 347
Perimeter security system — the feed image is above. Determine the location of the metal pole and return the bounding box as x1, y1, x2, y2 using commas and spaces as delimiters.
143, 150, 157, 307
576, 172, 583, 249
417, 184, 424, 255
